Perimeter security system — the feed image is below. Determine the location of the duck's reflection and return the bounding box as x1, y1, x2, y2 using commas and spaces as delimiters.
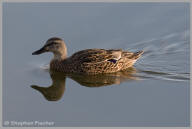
31, 71, 66, 101
31, 67, 139, 101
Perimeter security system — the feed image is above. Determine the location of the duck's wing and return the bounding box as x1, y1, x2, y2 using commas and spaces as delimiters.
70, 49, 123, 63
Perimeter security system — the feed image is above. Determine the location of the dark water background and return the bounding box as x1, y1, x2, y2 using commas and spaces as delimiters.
3, 2, 190, 127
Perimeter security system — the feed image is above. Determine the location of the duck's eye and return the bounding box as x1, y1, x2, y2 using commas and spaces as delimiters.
52, 42, 58, 45
45, 42, 58, 47
54, 44, 60, 49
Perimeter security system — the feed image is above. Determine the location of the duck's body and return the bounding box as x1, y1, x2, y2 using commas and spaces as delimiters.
32, 37, 143, 74
50, 49, 143, 74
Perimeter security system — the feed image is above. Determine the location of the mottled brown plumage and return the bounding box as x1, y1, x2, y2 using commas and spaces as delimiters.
32, 37, 144, 74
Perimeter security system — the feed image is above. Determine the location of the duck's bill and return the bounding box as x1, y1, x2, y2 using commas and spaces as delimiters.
32, 47, 47, 55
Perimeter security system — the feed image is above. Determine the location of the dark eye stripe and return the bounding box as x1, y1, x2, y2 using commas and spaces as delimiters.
45, 42, 58, 47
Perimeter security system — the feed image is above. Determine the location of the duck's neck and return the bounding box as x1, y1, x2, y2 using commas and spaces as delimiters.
53, 45, 68, 61
53, 52, 67, 61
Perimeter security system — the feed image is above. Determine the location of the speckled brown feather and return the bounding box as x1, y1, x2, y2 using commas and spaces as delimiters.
50, 49, 143, 74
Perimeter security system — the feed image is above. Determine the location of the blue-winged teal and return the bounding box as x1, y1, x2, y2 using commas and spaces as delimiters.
32, 37, 144, 74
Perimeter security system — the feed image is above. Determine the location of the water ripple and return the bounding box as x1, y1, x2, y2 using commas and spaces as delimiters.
131, 30, 190, 82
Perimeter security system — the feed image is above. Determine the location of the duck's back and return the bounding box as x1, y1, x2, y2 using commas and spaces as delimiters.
50, 49, 143, 74
70, 49, 120, 63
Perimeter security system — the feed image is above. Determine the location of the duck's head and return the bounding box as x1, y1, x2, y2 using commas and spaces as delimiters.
32, 37, 67, 60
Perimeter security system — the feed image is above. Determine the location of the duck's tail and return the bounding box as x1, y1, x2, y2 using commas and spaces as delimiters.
131, 50, 144, 60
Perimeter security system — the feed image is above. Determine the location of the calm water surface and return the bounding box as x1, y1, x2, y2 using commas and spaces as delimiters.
3, 3, 190, 127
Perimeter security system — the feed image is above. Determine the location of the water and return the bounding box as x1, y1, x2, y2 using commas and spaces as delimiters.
3, 2, 190, 127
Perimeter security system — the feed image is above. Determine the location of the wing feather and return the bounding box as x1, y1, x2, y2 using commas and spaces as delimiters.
70, 49, 123, 63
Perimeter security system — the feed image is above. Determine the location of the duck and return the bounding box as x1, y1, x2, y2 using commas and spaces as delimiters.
32, 37, 144, 74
